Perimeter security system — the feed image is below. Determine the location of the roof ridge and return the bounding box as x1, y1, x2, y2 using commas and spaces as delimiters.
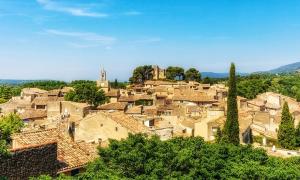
12, 128, 57, 136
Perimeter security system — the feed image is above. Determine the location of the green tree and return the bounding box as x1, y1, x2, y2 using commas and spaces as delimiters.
166, 66, 185, 80
185, 68, 201, 82
223, 63, 240, 145
76, 134, 300, 179
114, 79, 118, 88
278, 102, 296, 149
0, 114, 24, 143
22, 80, 67, 90
129, 65, 153, 84
0, 114, 24, 156
215, 127, 222, 143
295, 123, 300, 147
0, 139, 9, 156
65, 83, 107, 108
69, 80, 96, 87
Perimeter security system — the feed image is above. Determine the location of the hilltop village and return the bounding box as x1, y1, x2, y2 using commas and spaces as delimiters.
1, 65, 300, 177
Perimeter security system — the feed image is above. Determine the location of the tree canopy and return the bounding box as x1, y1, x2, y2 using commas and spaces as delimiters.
22, 81, 67, 91
129, 65, 153, 84
35, 134, 300, 179
278, 102, 296, 149
69, 80, 96, 87
0, 85, 21, 104
236, 73, 300, 100
185, 68, 201, 82
222, 63, 240, 145
64, 83, 107, 108
0, 114, 24, 156
166, 66, 185, 81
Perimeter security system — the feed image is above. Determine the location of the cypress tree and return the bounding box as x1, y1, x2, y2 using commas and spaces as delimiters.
215, 127, 222, 143
223, 63, 240, 145
278, 102, 296, 149
296, 123, 300, 147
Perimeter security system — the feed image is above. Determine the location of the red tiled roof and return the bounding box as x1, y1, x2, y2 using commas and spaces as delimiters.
12, 129, 98, 173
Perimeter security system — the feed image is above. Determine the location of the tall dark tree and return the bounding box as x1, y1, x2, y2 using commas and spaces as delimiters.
223, 63, 240, 145
166, 66, 185, 80
185, 68, 201, 82
215, 127, 222, 143
129, 65, 153, 84
278, 102, 296, 149
295, 123, 300, 147
113, 79, 118, 88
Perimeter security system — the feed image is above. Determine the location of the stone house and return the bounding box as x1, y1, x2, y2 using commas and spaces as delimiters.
12, 128, 98, 176
0, 142, 58, 179
75, 111, 150, 144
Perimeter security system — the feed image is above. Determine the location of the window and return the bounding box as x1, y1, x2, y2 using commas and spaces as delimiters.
115, 127, 118, 131
100, 124, 103, 127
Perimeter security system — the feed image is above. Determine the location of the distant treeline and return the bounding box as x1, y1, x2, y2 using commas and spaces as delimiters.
236, 73, 300, 100
0, 79, 128, 104
1, 72, 300, 103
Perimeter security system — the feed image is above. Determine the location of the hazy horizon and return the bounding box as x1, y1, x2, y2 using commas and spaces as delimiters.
1, 0, 300, 81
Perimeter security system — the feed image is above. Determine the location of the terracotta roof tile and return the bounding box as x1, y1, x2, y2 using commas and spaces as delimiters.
18, 109, 47, 119
105, 112, 149, 133
12, 128, 98, 173
99, 102, 128, 111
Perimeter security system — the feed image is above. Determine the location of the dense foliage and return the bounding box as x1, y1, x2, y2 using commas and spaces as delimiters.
69, 80, 96, 87
110, 79, 128, 89
278, 102, 297, 149
0, 85, 21, 103
36, 134, 300, 179
0, 114, 24, 156
22, 81, 67, 91
166, 66, 185, 80
223, 63, 240, 145
236, 74, 272, 99
64, 83, 107, 108
185, 68, 201, 82
296, 123, 300, 147
129, 65, 153, 84
236, 73, 300, 100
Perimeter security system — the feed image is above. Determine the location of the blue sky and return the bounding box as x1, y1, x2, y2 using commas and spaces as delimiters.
1, 0, 300, 81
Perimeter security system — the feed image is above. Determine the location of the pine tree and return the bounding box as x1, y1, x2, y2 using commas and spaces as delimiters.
222, 63, 240, 145
278, 102, 296, 149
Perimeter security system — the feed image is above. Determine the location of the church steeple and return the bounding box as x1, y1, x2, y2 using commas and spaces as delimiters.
100, 67, 107, 81
97, 67, 110, 93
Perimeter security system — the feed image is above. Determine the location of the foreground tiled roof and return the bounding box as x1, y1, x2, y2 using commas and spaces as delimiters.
105, 111, 149, 134
12, 129, 98, 173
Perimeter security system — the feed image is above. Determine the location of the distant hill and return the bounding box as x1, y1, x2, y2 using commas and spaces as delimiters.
0, 79, 36, 85
264, 62, 300, 74
201, 72, 248, 78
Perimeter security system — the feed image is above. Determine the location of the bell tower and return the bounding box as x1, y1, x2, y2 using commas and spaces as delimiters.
100, 68, 107, 81
97, 67, 110, 93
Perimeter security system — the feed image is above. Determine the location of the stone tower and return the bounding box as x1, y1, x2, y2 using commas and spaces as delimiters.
152, 65, 166, 80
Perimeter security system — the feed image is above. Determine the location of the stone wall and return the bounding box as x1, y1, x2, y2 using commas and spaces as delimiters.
0, 142, 58, 179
